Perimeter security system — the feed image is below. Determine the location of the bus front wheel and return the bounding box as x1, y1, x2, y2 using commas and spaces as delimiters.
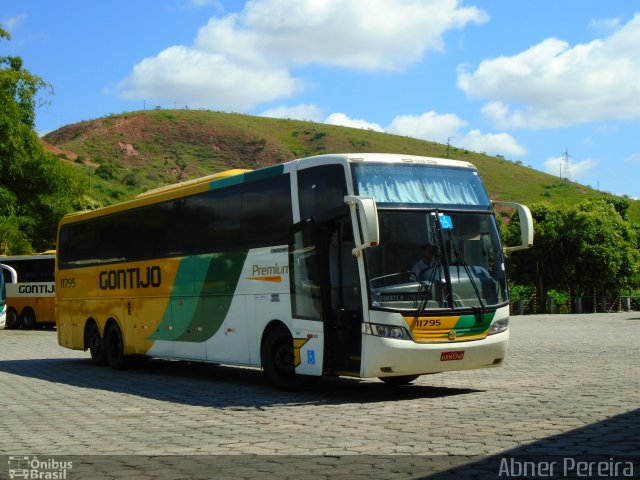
87, 322, 107, 366
261, 325, 316, 391
105, 323, 127, 369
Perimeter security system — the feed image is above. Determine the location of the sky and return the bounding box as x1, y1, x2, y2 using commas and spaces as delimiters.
2, 0, 640, 199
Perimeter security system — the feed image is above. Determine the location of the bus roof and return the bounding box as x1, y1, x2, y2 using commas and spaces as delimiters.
59, 153, 478, 225
0, 253, 56, 261
297, 153, 477, 170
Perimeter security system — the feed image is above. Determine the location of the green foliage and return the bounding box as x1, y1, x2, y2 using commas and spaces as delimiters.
0, 27, 87, 254
95, 163, 117, 180
505, 199, 640, 303
508, 284, 533, 303
546, 289, 569, 306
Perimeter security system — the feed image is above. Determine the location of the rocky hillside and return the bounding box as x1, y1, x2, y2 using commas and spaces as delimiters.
43, 109, 640, 221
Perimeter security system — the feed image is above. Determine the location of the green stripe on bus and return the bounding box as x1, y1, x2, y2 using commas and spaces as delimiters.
452, 312, 495, 338
148, 251, 248, 342
244, 164, 284, 182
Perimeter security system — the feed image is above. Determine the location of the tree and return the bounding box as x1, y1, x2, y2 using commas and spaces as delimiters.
504, 199, 640, 312
503, 202, 571, 307
0, 26, 86, 253
564, 199, 639, 295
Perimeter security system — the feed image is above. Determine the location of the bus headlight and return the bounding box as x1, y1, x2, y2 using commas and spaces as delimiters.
489, 318, 509, 335
370, 324, 411, 340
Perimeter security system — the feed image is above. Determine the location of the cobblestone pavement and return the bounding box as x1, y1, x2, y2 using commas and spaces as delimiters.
0, 313, 638, 479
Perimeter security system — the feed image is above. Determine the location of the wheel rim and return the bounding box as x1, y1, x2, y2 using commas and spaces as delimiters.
273, 343, 295, 376
90, 326, 103, 357
22, 310, 35, 328
107, 328, 121, 359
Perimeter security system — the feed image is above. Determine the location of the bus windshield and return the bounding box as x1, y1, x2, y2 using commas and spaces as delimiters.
352, 163, 506, 313
352, 163, 491, 209
366, 210, 507, 312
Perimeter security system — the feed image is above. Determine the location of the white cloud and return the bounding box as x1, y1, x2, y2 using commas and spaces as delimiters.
259, 104, 324, 122
458, 14, 640, 129
195, 0, 488, 72
325, 113, 384, 132
457, 130, 527, 157
190, 0, 219, 6
625, 153, 640, 164
2, 13, 27, 32
385, 110, 526, 157
544, 155, 597, 180
387, 111, 467, 143
119, 46, 303, 111
589, 17, 621, 33
121, 0, 488, 110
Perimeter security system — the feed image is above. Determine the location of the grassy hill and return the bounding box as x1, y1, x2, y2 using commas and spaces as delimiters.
43, 109, 640, 222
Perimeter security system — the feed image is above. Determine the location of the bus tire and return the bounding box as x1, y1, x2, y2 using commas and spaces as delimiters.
20, 308, 36, 329
379, 375, 420, 385
261, 325, 316, 391
105, 322, 128, 369
6, 309, 19, 329
87, 322, 108, 366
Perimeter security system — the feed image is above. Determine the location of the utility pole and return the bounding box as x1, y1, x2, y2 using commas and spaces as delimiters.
562, 148, 571, 182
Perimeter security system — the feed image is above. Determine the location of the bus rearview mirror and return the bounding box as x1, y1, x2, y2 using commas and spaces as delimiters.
493, 201, 534, 252
344, 196, 380, 256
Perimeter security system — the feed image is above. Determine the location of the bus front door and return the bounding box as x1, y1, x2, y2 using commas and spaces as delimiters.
322, 219, 362, 376
289, 217, 362, 377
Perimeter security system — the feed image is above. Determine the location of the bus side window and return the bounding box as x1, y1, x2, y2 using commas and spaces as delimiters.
298, 165, 348, 223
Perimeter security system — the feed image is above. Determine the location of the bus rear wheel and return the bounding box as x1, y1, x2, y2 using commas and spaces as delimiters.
87, 322, 107, 366
379, 375, 420, 385
261, 325, 316, 391
20, 308, 36, 329
6, 309, 19, 329
105, 323, 127, 369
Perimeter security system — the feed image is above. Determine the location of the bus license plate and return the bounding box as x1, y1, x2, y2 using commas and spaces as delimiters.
440, 350, 464, 361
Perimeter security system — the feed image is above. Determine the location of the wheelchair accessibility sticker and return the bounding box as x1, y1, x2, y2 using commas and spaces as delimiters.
439, 215, 453, 230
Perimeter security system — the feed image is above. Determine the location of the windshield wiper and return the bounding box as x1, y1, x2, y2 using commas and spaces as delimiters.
445, 228, 486, 313
414, 255, 442, 312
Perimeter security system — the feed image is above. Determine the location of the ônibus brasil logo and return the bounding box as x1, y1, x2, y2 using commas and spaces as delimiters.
8, 456, 73, 479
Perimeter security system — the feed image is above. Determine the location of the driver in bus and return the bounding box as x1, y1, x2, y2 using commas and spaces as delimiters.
410, 243, 438, 282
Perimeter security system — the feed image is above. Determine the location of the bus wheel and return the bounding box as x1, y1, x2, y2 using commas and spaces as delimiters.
379, 375, 420, 385
261, 326, 316, 391
105, 323, 127, 369
20, 309, 36, 329
87, 323, 107, 366
6, 309, 19, 329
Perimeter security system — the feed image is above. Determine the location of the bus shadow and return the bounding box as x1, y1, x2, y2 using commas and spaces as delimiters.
421, 408, 640, 479
0, 357, 481, 408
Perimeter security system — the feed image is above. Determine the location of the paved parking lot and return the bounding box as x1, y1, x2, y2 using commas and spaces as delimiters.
1, 313, 638, 479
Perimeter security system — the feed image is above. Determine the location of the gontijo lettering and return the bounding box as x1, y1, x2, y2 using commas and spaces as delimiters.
99, 266, 162, 290
18, 284, 55, 294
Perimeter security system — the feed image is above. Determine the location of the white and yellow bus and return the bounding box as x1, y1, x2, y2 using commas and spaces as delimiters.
56, 153, 532, 389
0, 263, 16, 329
2, 254, 56, 329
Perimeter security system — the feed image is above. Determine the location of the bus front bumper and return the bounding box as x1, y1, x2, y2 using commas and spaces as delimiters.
360, 329, 509, 378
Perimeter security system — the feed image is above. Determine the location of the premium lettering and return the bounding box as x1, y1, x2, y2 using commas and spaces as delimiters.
99, 266, 162, 290
252, 264, 289, 276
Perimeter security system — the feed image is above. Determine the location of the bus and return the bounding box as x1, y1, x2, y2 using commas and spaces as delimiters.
1, 264, 17, 329
55, 153, 532, 389
1, 254, 56, 329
